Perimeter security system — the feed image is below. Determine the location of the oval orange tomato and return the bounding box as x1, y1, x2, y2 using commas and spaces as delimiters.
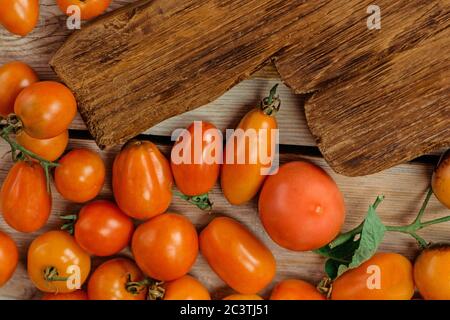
16, 130, 69, 162
0, 231, 18, 287
270, 279, 325, 300
163, 275, 211, 300
0, 0, 39, 36
56, 0, 111, 20
42, 290, 88, 300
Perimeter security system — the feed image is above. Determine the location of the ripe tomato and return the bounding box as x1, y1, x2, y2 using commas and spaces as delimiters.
0, 0, 39, 36
331, 252, 414, 300
171, 121, 221, 196
223, 294, 263, 300
200, 216, 276, 294
42, 290, 88, 300
432, 150, 450, 209
0, 231, 18, 287
14, 81, 77, 139
259, 161, 345, 251
88, 258, 146, 300
74, 200, 134, 256
132, 213, 198, 281
113, 140, 173, 220
56, 0, 111, 20
16, 130, 68, 162
270, 279, 325, 300
55, 148, 105, 203
414, 245, 450, 300
0, 61, 38, 116
28, 231, 91, 293
163, 275, 211, 300
0, 161, 51, 233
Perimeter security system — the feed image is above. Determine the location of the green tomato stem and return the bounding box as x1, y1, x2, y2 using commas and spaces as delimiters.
173, 190, 213, 211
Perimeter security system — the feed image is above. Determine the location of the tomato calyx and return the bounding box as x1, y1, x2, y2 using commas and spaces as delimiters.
60, 214, 78, 235
317, 277, 333, 299
43, 266, 69, 282
125, 276, 165, 299
174, 190, 213, 211
260, 84, 281, 116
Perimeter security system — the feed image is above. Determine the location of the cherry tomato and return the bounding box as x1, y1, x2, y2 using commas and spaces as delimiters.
432, 150, 450, 209
200, 216, 276, 294
414, 245, 450, 300
42, 290, 88, 300
0, 61, 38, 116
0, 231, 18, 287
132, 213, 198, 281
28, 231, 91, 293
88, 258, 146, 300
56, 0, 111, 20
113, 140, 173, 220
163, 275, 210, 300
0, 0, 39, 36
270, 279, 325, 300
14, 81, 77, 139
259, 161, 345, 251
0, 161, 51, 233
74, 200, 134, 256
16, 130, 68, 162
171, 121, 221, 196
223, 294, 263, 300
331, 252, 414, 300
55, 148, 105, 203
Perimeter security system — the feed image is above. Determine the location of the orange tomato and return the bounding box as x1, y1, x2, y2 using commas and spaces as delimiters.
16, 130, 69, 162
0, 231, 18, 287
259, 161, 345, 251
28, 231, 91, 293
414, 245, 450, 300
132, 213, 198, 281
270, 279, 325, 300
223, 294, 263, 300
55, 148, 105, 203
0, 61, 38, 116
0, 0, 39, 36
200, 216, 276, 294
432, 150, 450, 209
163, 275, 211, 300
113, 140, 173, 220
331, 253, 414, 300
171, 121, 221, 196
14, 81, 77, 139
42, 290, 88, 300
56, 0, 111, 20
88, 258, 146, 300
0, 161, 51, 233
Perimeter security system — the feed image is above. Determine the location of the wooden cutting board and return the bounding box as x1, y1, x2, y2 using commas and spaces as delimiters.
50, 0, 450, 176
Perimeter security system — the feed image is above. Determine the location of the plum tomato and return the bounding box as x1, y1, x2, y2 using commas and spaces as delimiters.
270, 279, 325, 300
56, 0, 111, 20
432, 150, 450, 209
0, 231, 18, 287
0, 0, 39, 36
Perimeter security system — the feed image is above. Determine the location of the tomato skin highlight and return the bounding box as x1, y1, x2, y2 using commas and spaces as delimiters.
270, 279, 325, 300
223, 294, 264, 300
171, 121, 221, 196
57, 0, 111, 20
42, 290, 88, 300
331, 252, 414, 300
200, 216, 276, 294
113, 140, 173, 220
0, 0, 39, 36
132, 213, 198, 281
259, 161, 345, 251
0, 231, 18, 287
0, 61, 38, 116
163, 275, 211, 300
0, 161, 51, 233
16, 130, 68, 162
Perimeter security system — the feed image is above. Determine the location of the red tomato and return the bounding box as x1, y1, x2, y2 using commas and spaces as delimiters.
0, 231, 18, 287
14, 81, 77, 139
132, 213, 198, 281
163, 275, 211, 300
0, 61, 38, 116
88, 258, 146, 300
171, 121, 221, 196
42, 290, 88, 300
200, 216, 276, 294
0, 0, 39, 36
55, 148, 105, 203
0, 161, 51, 233
270, 279, 325, 300
56, 0, 111, 20
259, 161, 345, 251
16, 130, 69, 162
74, 200, 134, 256
223, 294, 263, 300
113, 140, 173, 220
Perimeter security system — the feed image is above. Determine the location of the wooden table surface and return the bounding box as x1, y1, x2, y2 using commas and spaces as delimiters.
0, 0, 449, 300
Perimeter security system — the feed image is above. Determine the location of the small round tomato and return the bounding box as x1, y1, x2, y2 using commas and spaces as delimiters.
88, 258, 146, 300
432, 150, 450, 209
0, 0, 39, 36
42, 290, 88, 300
113, 140, 173, 220
270, 279, 325, 300
200, 217, 276, 294
28, 231, 91, 293
16, 130, 69, 162
0, 61, 38, 116
414, 245, 450, 300
0, 231, 18, 287
163, 275, 210, 300
56, 0, 111, 20
132, 213, 198, 281
259, 161, 345, 251
0, 161, 51, 233
223, 294, 263, 300
14, 81, 77, 139
74, 200, 134, 256
55, 148, 105, 203
331, 252, 414, 300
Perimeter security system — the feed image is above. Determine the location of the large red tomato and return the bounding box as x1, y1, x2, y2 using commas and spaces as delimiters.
56, 0, 111, 20
0, 0, 39, 36
0, 231, 18, 287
